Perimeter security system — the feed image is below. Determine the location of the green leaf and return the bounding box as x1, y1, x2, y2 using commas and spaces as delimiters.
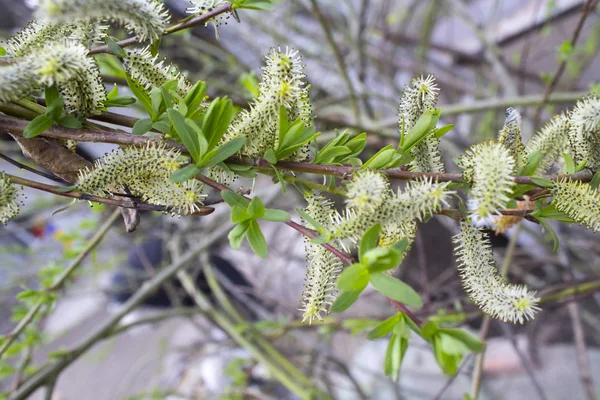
201, 137, 246, 168
153, 121, 170, 134
231, 205, 253, 223
132, 118, 153, 135
361, 145, 396, 170
363, 248, 402, 273
438, 328, 486, 353
432, 335, 461, 375
264, 148, 277, 164
575, 160, 587, 172
537, 203, 575, 223
359, 223, 381, 260
401, 109, 440, 151
248, 196, 265, 218
246, 220, 267, 258
24, 114, 53, 138
310, 234, 331, 244
271, 165, 287, 193
56, 115, 82, 129
106, 37, 126, 58
344, 132, 367, 157
0, 45, 6, 56
337, 263, 369, 291
184, 81, 207, 116
167, 108, 202, 162
170, 165, 201, 183
228, 221, 249, 249
384, 333, 408, 381
149, 37, 161, 56
44, 86, 59, 106
202, 97, 234, 150
261, 208, 290, 222
126, 75, 154, 118
104, 96, 136, 107
369, 272, 422, 307
367, 314, 402, 340
563, 153, 575, 175
519, 151, 541, 176
433, 124, 454, 139
239, 72, 260, 98
530, 176, 554, 188
590, 171, 600, 190
221, 190, 249, 208
235, 0, 274, 10
106, 84, 119, 100
45, 96, 64, 120
296, 208, 326, 234
313, 146, 351, 165
330, 290, 362, 313
537, 217, 560, 252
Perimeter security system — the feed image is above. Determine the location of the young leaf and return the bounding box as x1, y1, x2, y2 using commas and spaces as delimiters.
363, 248, 402, 273
132, 118, 153, 135
296, 208, 326, 233
438, 328, 485, 353
384, 333, 408, 381
401, 109, 440, 151
248, 196, 265, 218
44, 86, 59, 106
24, 114, 53, 138
221, 190, 250, 208
228, 221, 250, 249
261, 208, 291, 222
367, 314, 402, 340
236, 0, 275, 10
184, 81, 207, 116
433, 124, 454, 139
57, 116, 82, 129
202, 97, 233, 150
536, 217, 560, 252
590, 171, 600, 190
361, 145, 397, 170
168, 108, 202, 162
330, 290, 362, 313
369, 273, 423, 307
231, 205, 253, 223
127, 75, 154, 118
264, 148, 277, 164
201, 137, 246, 168
519, 151, 541, 176
106, 37, 127, 58
45, 96, 64, 120
246, 220, 267, 258
170, 165, 201, 183
106, 84, 119, 100
530, 176, 554, 188
563, 152, 575, 175
359, 223, 381, 260
337, 263, 369, 291
271, 165, 287, 193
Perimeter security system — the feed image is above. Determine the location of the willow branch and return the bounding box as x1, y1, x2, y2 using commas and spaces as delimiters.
88, 3, 234, 55
3, 172, 214, 215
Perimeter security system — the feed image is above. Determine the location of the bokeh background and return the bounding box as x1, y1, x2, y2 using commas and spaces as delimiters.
1, 0, 600, 399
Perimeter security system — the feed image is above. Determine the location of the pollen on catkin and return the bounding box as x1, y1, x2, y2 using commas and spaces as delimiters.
551, 179, 600, 232
5, 19, 70, 57
345, 169, 389, 212
186, 0, 231, 34
35, 0, 169, 42
124, 47, 191, 96
398, 74, 444, 173
453, 222, 540, 324
525, 113, 571, 174
59, 54, 106, 116
459, 140, 515, 220
224, 47, 312, 160
568, 95, 600, 169
498, 107, 526, 172
0, 173, 23, 225
299, 193, 342, 323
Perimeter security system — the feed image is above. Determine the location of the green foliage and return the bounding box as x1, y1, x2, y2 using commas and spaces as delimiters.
313, 130, 366, 165
222, 191, 290, 258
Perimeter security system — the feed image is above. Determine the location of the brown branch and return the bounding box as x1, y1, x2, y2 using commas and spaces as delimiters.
88, 3, 234, 55
0, 152, 67, 183
4, 172, 214, 215
2, 116, 595, 188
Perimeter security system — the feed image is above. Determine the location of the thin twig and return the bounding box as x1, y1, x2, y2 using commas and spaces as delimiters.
88, 4, 233, 55
309, 0, 361, 122
533, 0, 599, 125
0, 152, 67, 183
568, 294, 597, 400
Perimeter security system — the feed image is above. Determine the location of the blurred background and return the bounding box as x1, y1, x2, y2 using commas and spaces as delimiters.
1, 0, 600, 399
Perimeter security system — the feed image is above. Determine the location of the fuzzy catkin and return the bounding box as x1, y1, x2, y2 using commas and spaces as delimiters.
36, 0, 169, 42
525, 113, 571, 174
551, 179, 600, 232
124, 47, 191, 96
568, 95, 600, 169
224, 47, 313, 160
398, 74, 444, 173
453, 222, 540, 324
0, 173, 23, 225
459, 140, 515, 220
